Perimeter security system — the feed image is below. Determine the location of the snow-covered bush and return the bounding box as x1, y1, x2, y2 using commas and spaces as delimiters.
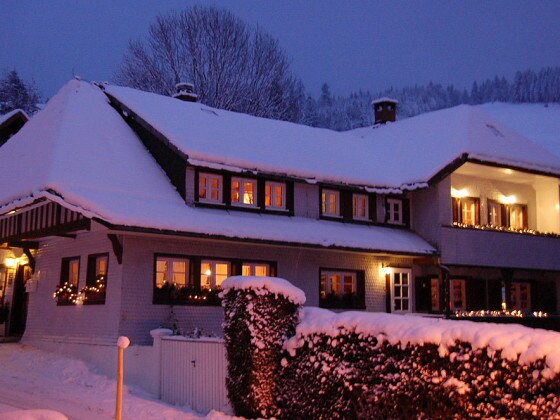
221, 276, 304, 418
278, 309, 560, 419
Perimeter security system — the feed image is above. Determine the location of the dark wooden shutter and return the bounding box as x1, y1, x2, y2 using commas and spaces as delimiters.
487, 279, 503, 310
369, 193, 377, 222
357, 271, 366, 308
522, 205, 528, 229
86, 255, 96, 287
385, 273, 391, 312
257, 179, 266, 210
415, 276, 431, 312
286, 181, 294, 214
223, 173, 231, 205
474, 198, 481, 225
403, 198, 411, 227
452, 198, 460, 223
500, 204, 508, 228
60, 259, 70, 285
384, 197, 390, 223
466, 279, 486, 310
505, 205, 512, 228
341, 191, 353, 221
535, 281, 556, 312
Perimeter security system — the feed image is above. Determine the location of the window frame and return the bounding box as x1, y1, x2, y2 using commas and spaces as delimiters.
449, 279, 466, 311
508, 203, 528, 230
319, 268, 365, 309
487, 199, 504, 227
390, 268, 412, 313
452, 196, 480, 225
510, 282, 531, 311
84, 253, 109, 305
198, 172, 224, 204
56, 256, 81, 305
265, 181, 287, 211
352, 193, 369, 221
200, 259, 231, 291
321, 188, 341, 218
241, 262, 271, 277
231, 177, 258, 208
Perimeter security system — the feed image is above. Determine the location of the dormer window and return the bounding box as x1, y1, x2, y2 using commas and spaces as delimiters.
386, 198, 403, 225
265, 181, 286, 210
231, 177, 257, 207
352, 193, 369, 221
321, 189, 340, 217
198, 173, 223, 204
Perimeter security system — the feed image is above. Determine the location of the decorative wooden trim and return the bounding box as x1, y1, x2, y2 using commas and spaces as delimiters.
107, 234, 123, 265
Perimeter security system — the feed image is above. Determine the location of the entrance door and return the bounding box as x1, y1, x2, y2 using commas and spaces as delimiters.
8, 265, 30, 336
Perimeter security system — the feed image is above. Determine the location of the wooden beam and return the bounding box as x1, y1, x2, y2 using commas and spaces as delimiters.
108, 234, 123, 265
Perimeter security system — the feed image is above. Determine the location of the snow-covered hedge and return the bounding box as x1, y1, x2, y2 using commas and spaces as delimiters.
222, 277, 560, 418
221, 276, 303, 418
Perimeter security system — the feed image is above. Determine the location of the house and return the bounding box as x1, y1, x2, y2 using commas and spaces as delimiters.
0, 79, 558, 354
0, 109, 29, 146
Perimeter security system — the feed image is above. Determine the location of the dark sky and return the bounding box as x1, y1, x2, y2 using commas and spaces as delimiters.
2, 0, 560, 99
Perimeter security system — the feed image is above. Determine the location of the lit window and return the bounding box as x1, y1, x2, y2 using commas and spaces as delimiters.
231, 177, 257, 207
511, 282, 531, 310
265, 181, 286, 210
198, 173, 223, 204
487, 200, 503, 227
321, 189, 340, 217
452, 197, 479, 225
201, 260, 230, 290
450, 279, 466, 311
242, 263, 270, 277
155, 256, 188, 288
431, 278, 440, 311
509, 204, 527, 230
320, 269, 363, 309
85, 254, 109, 304
353, 194, 369, 221
391, 268, 412, 312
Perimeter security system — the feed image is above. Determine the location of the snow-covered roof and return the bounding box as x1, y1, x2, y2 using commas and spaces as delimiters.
0, 80, 435, 256
372, 97, 399, 104
477, 102, 560, 159
0, 108, 29, 126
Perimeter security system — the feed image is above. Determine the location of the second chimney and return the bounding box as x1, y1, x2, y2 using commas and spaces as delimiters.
173, 82, 198, 103
372, 97, 398, 125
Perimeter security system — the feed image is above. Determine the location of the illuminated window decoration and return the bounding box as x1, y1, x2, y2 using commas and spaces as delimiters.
386, 198, 403, 225
242, 263, 270, 277
391, 268, 412, 312
265, 181, 286, 210
450, 279, 466, 311
83, 254, 109, 304
198, 172, 223, 203
231, 177, 257, 207
156, 257, 188, 288
201, 260, 230, 290
352, 193, 369, 221
320, 269, 363, 309
54, 257, 81, 305
321, 189, 340, 217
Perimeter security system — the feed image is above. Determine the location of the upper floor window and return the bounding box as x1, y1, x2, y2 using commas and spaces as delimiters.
487, 200, 504, 227
201, 260, 230, 291
452, 197, 480, 225
84, 253, 108, 304
386, 198, 403, 225
265, 181, 286, 210
320, 269, 364, 309
198, 173, 223, 204
353, 194, 369, 221
321, 189, 340, 217
242, 262, 270, 276
231, 177, 257, 207
509, 204, 528, 230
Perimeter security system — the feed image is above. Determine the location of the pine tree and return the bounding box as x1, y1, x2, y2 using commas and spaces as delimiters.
0, 70, 41, 115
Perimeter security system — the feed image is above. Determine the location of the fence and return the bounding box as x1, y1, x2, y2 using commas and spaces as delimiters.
156, 333, 229, 414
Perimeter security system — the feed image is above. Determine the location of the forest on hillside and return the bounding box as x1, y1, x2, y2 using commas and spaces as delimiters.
304, 66, 560, 131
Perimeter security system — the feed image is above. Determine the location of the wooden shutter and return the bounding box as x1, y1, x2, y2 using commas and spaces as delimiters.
403, 198, 411, 227
500, 204, 508, 228
474, 198, 481, 225
86, 255, 96, 287
385, 273, 391, 312
522, 205, 528, 229
341, 191, 353, 221
414, 276, 431, 312
452, 197, 460, 223
369, 193, 377, 222
357, 271, 366, 308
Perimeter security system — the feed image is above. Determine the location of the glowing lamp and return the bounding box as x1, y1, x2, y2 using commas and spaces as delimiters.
4, 257, 17, 268
451, 188, 469, 198
204, 269, 212, 276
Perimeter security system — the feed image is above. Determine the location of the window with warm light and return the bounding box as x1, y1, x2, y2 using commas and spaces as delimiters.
352, 193, 369, 221
510, 282, 531, 310
390, 268, 412, 312
242, 263, 270, 277
386, 198, 403, 225
509, 204, 528, 230
265, 181, 286, 210
56, 256, 80, 305
231, 177, 257, 207
487, 200, 504, 227
201, 260, 230, 290
198, 172, 223, 204
450, 279, 466, 311
84, 253, 109, 304
320, 269, 364, 309
452, 197, 479, 225
321, 189, 340, 217
156, 256, 188, 289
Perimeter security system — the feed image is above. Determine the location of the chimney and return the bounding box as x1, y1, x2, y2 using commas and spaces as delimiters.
372, 97, 398, 125
173, 82, 198, 102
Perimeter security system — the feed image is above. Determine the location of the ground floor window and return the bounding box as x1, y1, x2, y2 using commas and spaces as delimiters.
320, 269, 365, 309
430, 277, 440, 311
83, 253, 108, 305
510, 282, 531, 311
242, 262, 270, 276
450, 279, 466, 311
390, 268, 412, 312
200, 260, 230, 290
54, 257, 80, 305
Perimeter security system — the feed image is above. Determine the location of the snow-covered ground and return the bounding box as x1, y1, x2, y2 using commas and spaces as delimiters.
0, 343, 232, 420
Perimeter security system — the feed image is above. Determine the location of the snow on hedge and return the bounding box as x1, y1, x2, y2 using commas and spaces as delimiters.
221, 276, 306, 305
285, 307, 560, 376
